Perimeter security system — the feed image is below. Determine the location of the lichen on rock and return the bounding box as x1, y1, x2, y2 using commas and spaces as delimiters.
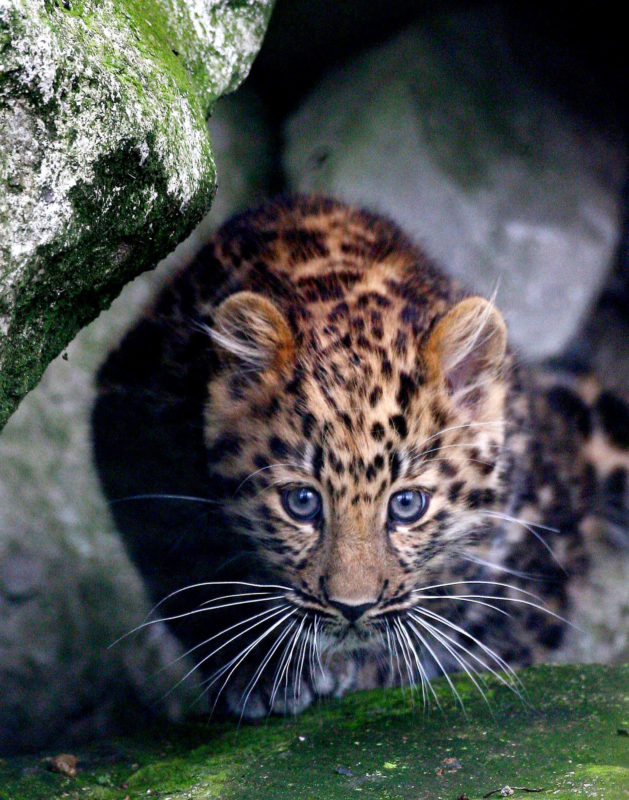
0, 0, 274, 429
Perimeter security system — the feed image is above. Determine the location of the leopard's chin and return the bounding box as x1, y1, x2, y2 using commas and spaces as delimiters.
319, 624, 384, 655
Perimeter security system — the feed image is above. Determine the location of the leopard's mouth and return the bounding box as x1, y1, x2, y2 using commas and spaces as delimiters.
284, 590, 395, 652
319, 632, 381, 655
312, 616, 386, 654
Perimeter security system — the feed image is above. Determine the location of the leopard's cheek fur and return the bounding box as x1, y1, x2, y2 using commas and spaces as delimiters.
236, 493, 323, 580
203, 379, 321, 579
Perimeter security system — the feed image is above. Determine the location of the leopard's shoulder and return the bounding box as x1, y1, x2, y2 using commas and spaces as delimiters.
497, 366, 629, 662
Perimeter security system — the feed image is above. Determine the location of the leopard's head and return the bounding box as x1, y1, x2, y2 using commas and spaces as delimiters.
204, 288, 509, 656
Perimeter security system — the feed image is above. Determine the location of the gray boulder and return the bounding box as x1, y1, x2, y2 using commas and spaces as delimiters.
284, 10, 626, 359
0, 0, 274, 429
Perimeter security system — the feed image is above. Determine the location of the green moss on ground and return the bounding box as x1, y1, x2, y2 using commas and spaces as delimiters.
1, 664, 627, 799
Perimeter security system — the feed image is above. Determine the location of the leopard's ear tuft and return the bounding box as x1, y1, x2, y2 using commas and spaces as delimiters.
209, 291, 295, 375
426, 297, 507, 416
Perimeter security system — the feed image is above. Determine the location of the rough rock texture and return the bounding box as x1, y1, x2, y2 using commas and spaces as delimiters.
284, 10, 626, 359
0, 0, 275, 429
0, 89, 274, 753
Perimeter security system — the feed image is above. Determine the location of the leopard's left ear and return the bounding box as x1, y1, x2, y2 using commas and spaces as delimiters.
209, 291, 296, 376
426, 297, 507, 416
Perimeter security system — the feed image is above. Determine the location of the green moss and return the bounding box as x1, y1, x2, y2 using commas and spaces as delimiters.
105, 0, 195, 100
0, 664, 627, 800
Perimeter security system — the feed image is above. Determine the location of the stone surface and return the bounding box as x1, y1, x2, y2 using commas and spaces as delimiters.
283, 10, 626, 360
0, 88, 274, 752
0, 0, 274, 429
0, 664, 627, 797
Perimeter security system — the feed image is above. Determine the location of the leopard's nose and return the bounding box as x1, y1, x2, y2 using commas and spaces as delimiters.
327, 598, 378, 623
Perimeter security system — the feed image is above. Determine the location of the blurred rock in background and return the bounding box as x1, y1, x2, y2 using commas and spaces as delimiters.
283, 9, 625, 359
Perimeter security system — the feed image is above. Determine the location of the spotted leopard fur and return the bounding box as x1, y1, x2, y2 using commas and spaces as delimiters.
93, 196, 629, 718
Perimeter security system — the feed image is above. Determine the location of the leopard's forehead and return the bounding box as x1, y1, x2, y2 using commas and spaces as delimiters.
205, 312, 474, 495
284, 343, 439, 476
273, 272, 449, 436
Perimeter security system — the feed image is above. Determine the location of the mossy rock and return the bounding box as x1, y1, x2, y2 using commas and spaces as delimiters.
1, 664, 627, 799
0, 0, 275, 429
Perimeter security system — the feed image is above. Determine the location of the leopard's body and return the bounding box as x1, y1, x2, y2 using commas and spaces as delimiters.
94, 196, 629, 717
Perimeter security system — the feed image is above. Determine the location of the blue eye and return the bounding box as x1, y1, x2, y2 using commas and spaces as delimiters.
388, 489, 429, 524
282, 486, 322, 521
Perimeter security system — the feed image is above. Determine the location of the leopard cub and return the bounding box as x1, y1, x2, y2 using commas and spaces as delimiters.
94, 195, 629, 718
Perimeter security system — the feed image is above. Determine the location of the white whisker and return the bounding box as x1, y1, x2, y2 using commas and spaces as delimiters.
269, 626, 300, 711
281, 616, 308, 712
294, 620, 311, 703
391, 621, 416, 699
417, 620, 492, 707
170, 605, 293, 699
384, 621, 397, 686
414, 593, 512, 618
110, 493, 218, 505
233, 462, 303, 496
237, 619, 299, 720
412, 580, 543, 601
411, 606, 523, 694
410, 610, 522, 704
199, 593, 287, 609
204, 608, 298, 710
394, 618, 437, 707
416, 441, 504, 459
144, 579, 290, 620
405, 616, 468, 711
110, 593, 288, 647
403, 616, 465, 710
156, 603, 289, 674
312, 616, 325, 679
417, 420, 504, 450
307, 624, 316, 685
418, 593, 572, 627
479, 510, 566, 573
460, 552, 541, 580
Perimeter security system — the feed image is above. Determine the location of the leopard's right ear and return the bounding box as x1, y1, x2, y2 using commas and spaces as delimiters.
425, 296, 507, 419
208, 291, 296, 376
